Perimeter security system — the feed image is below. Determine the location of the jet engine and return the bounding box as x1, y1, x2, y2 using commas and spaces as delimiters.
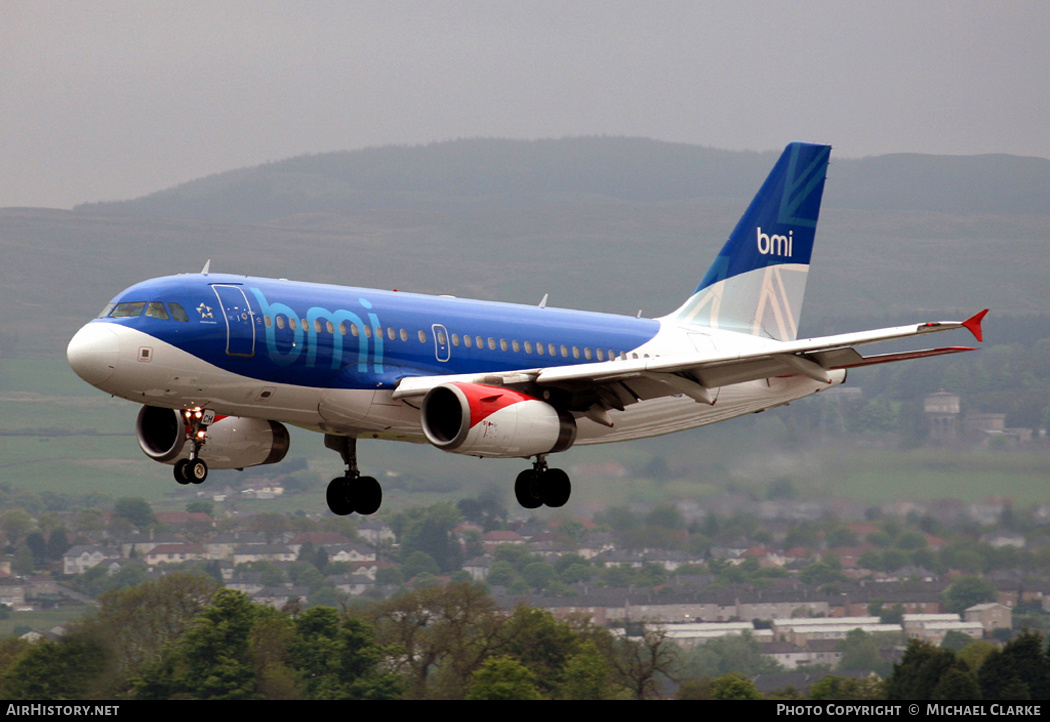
136, 405, 290, 470
420, 382, 576, 458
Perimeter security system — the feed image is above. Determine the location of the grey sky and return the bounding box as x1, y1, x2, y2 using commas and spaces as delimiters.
4, 1, 1049, 208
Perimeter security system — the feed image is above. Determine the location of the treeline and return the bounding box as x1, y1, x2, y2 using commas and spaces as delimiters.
886, 633, 1050, 700
0, 574, 676, 700
4, 572, 1050, 700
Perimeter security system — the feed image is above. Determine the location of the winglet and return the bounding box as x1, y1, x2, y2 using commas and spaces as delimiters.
962, 309, 988, 343
200, 259, 211, 275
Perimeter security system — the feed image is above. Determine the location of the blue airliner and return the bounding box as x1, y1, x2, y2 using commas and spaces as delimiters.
66, 142, 986, 515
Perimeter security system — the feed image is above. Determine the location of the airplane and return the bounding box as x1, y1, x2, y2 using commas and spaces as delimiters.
66, 142, 987, 516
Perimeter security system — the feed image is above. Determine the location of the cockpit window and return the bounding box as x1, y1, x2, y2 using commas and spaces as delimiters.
145, 302, 170, 320
168, 303, 189, 322
97, 303, 116, 319
109, 302, 146, 318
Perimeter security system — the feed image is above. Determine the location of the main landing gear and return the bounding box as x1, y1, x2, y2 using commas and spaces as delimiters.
514, 455, 572, 509
324, 434, 382, 516
174, 408, 213, 486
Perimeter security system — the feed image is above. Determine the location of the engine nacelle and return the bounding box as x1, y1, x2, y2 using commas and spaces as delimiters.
136, 405, 290, 470
420, 383, 576, 458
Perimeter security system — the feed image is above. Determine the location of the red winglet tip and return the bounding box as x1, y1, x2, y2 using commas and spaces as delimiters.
962, 309, 988, 343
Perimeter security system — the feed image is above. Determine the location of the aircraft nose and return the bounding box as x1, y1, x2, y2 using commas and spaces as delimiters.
67, 323, 120, 387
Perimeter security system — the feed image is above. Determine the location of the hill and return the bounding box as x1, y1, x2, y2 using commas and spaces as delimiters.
75, 137, 1050, 221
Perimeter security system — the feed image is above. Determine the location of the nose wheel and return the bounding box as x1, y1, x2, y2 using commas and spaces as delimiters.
174, 457, 209, 485
173, 408, 213, 485
324, 434, 383, 516
514, 456, 571, 509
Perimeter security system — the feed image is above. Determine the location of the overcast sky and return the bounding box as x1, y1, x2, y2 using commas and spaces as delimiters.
4, 1, 1049, 209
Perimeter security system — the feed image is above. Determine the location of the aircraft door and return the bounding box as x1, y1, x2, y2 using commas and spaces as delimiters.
432, 324, 450, 362
211, 285, 256, 357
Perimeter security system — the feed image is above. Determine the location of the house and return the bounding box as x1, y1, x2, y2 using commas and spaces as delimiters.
965, 603, 1012, 635
63, 545, 122, 575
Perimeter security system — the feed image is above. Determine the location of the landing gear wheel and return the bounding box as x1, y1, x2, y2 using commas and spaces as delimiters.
355, 476, 382, 515
322, 434, 384, 516
189, 458, 208, 484
326, 477, 355, 516
174, 459, 192, 485
515, 469, 543, 509
541, 468, 571, 508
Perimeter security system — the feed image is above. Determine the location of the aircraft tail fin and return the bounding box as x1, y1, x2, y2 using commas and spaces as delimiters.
668, 141, 831, 341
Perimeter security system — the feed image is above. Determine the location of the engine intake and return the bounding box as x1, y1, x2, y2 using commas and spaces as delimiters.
420, 383, 576, 458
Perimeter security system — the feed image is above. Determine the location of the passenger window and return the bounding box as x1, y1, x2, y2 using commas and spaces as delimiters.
264, 316, 273, 328
597, 349, 604, 361
476, 336, 483, 348
363, 325, 371, 338
512, 340, 520, 353
548, 344, 557, 356
524, 341, 532, 354
110, 302, 146, 318
169, 303, 189, 322
387, 328, 395, 340
418, 329, 427, 343
500, 339, 508, 352
315, 320, 323, 333
145, 302, 170, 320
464, 335, 473, 348
451, 333, 460, 346
584, 348, 592, 360
400, 329, 408, 342
277, 316, 286, 330
560, 345, 568, 358
438, 331, 447, 345
339, 322, 347, 335
537, 343, 545, 356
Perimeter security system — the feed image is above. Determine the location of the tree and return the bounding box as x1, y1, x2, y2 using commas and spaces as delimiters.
134, 589, 270, 699
466, 656, 544, 700
500, 606, 580, 697
369, 582, 504, 699
556, 640, 619, 700
809, 674, 884, 700
1, 633, 110, 700
613, 627, 679, 700
838, 629, 884, 674
932, 667, 981, 700
290, 606, 401, 699
886, 639, 971, 701
711, 672, 762, 700
977, 630, 1050, 701
396, 503, 463, 573
83, 572, 220, 691
942, 576, 997, 615
113, 497, 156, 530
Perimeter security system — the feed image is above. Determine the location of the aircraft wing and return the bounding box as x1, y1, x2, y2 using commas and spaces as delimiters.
393, 310, 987, 413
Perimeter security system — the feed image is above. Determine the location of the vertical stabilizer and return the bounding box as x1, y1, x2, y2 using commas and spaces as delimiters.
668, 142, 830, 341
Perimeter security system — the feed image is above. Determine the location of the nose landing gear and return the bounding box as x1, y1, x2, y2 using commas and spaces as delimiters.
173, 408, 213, 485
